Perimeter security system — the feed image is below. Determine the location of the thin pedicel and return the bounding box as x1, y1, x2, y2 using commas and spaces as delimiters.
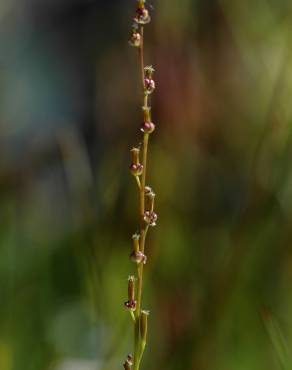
124, 1, 157, 370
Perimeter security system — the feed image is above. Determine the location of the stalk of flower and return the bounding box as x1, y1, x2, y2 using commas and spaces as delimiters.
123, 1, 157, 370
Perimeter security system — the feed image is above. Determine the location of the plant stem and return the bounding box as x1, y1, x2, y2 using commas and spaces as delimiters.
133, 24, 151, 370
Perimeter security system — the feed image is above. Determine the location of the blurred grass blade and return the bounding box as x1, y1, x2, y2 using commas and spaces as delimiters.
262, 309, 292, 370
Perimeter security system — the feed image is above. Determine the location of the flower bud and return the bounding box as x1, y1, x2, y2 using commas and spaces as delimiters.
144, 210, 158, 226
140, 310, 149, 344
145, 186, 152, 194
124, 300, 137, 310
127, 354, 133, 365
123, 360, 131, 370
144, 78, 155, 94
125, 276, 137, 311
130, 250, 147, 264
129, 163, 143, 176
145, 189, 155, 212
134, 7, 151, 25
141, 121, 155, 134
129, 31, 141, 47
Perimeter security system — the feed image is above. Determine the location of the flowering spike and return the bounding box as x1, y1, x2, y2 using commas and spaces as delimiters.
124, 0, 158, 368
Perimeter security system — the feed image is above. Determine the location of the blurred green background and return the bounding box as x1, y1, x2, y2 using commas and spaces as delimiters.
1, 0, 292, 369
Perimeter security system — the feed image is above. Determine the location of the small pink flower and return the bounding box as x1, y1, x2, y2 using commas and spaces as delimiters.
130, 251, 147, 264
129, 163, 143, 176
141, 121, 155, 134
144, 78, 155, 94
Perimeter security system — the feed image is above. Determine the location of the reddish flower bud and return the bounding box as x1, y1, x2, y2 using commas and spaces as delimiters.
134, 7, 151, 24
130, 250, 147, 264
141, 121, 155, 134
144, 78, 155, 94
129, 163, 143, 176
129, 147, 143, 176
124, 300, 137, 311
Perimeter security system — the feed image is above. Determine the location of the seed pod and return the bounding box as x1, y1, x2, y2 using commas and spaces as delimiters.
124, 276, 137, 311
131, 148, 140, 166
140, 310, 150, 344
145, 190, 155, 212
128, 275, 135, 302
129, 148, 143, 176
132, 233, 140, 254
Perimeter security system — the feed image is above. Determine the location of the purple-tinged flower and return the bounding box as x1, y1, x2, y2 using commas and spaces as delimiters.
130, 250, 147, 264
144, 78, 155, 94
144, 210, 158, 226
124, 300, 137, 311
141, 121, 155, 134
134, 7, 151, 24
129, 163, 143, 176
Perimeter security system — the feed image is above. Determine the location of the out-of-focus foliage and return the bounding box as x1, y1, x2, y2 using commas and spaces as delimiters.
1, 0, 292, 369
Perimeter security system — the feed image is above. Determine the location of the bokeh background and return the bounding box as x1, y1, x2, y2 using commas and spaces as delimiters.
1, 0, 292, 369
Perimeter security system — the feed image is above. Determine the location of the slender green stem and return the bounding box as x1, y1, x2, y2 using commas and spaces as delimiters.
133, 24, 151, 370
